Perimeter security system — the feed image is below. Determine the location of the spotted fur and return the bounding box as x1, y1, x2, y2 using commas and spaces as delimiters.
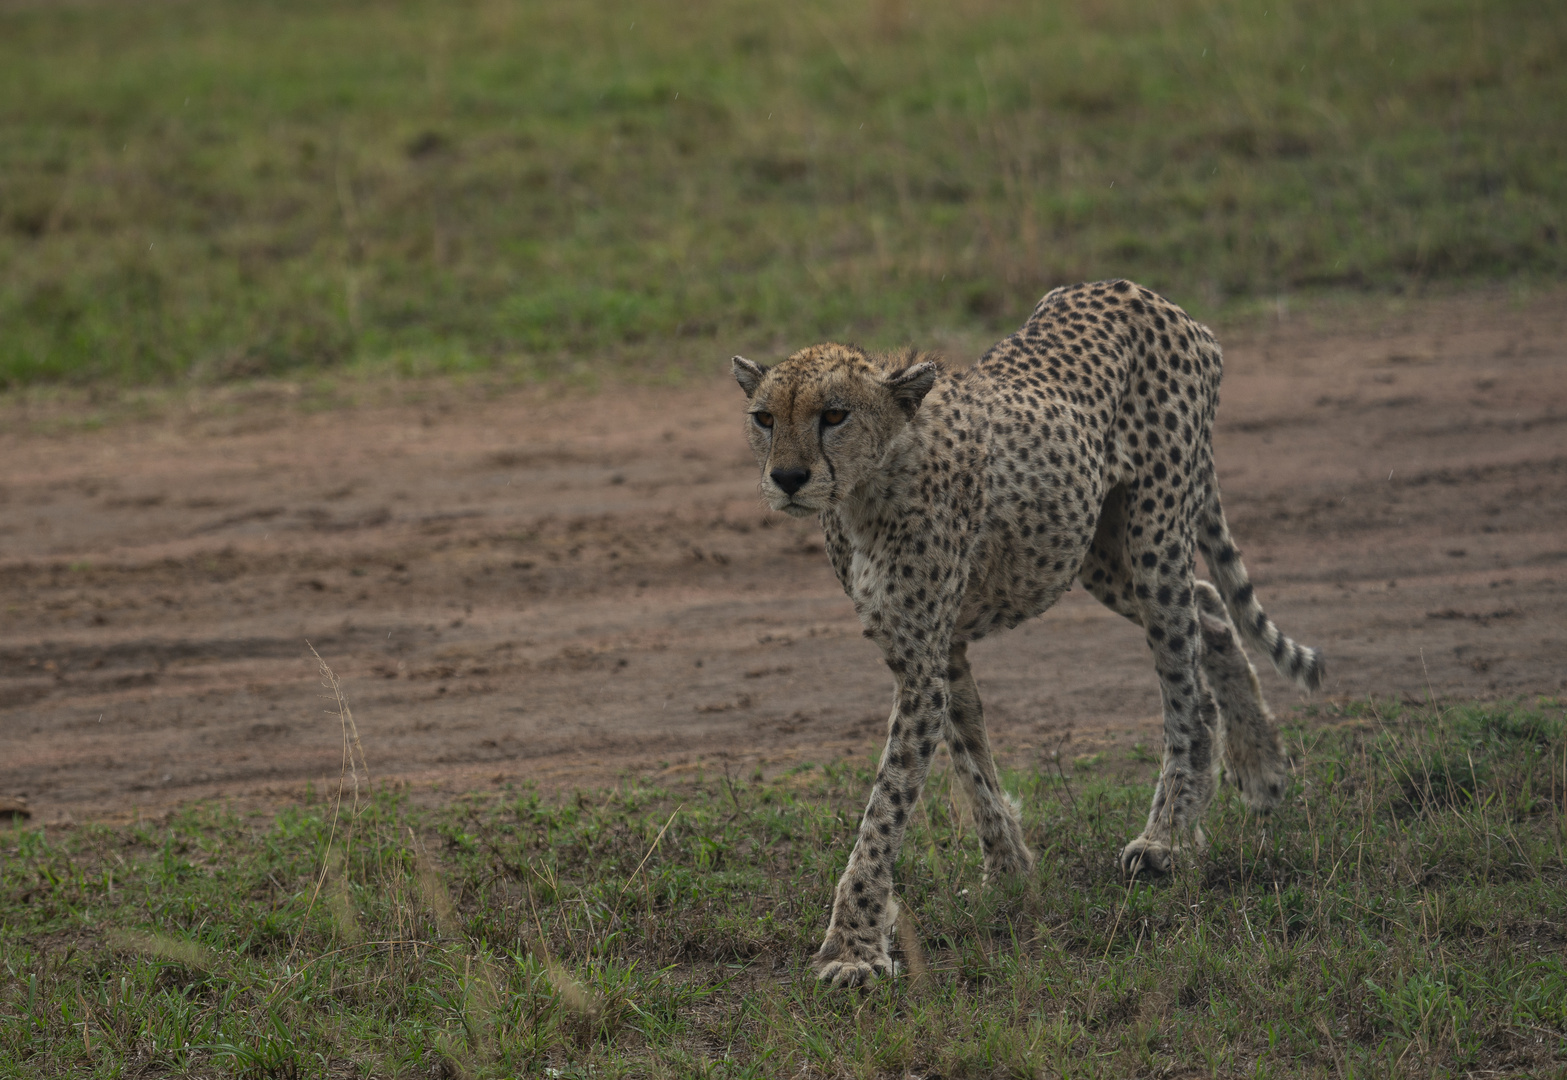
732, 279, 1324, 987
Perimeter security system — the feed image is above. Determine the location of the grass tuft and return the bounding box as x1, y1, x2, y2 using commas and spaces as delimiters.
104, 929, 221, 975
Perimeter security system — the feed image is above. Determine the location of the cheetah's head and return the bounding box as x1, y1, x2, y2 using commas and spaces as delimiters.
731, 344, 940, 518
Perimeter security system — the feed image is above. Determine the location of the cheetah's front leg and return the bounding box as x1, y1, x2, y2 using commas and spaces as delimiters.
815, 664, 946, 987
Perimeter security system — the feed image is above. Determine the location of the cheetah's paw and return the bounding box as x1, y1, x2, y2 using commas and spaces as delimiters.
813, 936, 892, 989
1226, 755, 1288, 814
1120, 836, 1173, 877
981, 843, 1037, 884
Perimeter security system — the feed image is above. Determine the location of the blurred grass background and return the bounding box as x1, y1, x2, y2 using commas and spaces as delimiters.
0, 0, 1562, 389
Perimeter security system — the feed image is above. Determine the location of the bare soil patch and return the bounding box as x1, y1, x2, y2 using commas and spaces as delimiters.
4, 290, 1565, 823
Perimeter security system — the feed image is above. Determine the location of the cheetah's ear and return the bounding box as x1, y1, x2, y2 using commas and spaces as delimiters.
732, 355, 767, 397
882, 361, 939, 418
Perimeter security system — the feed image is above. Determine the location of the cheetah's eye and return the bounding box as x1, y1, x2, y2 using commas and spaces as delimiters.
821, 409, 848, 426
752, 411, 774, 429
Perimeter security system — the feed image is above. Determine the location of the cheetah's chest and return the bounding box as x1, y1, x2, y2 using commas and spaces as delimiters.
847, 548, 895, 627
835, 498, 902, 626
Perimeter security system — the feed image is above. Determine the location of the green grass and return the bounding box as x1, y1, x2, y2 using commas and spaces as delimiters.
4, 698, 1567, 1077
0, 0, 1563, 389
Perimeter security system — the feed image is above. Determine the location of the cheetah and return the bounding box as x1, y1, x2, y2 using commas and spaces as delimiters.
731, 279, 1324, 988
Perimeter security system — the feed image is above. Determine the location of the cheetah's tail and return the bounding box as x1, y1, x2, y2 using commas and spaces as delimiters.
1197, 491, 1324, 693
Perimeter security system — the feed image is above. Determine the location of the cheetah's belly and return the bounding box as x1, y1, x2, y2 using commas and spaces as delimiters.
956, 567, 1075, 640
954, 515, 1091, 640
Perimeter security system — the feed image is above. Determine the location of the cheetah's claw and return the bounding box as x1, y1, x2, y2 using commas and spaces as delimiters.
816, 958, 891, 988
1120, 836, 1173, 877
814, 936, 892, 989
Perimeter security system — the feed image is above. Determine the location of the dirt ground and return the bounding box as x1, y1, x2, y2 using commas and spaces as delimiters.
3, 289, 1565, 824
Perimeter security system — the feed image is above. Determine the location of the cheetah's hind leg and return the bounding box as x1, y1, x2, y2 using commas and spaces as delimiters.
1195, 582, 1288, 812
944, 643, 1035, 881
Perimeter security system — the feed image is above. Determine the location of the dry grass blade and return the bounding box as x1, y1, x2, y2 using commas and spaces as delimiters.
309, 640, 371, 816
284, 644, 372, 967
618, 803, 682, 899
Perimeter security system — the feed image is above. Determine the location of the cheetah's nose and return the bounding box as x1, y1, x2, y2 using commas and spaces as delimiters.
770, 468, 810, 495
